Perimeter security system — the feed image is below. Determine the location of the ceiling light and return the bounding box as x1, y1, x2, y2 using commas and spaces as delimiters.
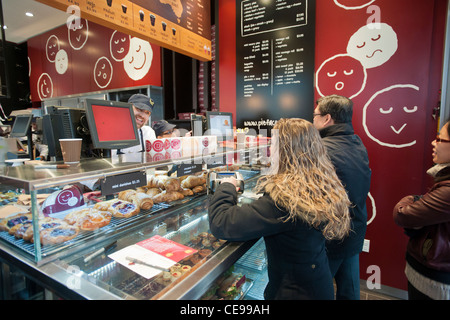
2, 25, 7, 30
25, 12, 34, 17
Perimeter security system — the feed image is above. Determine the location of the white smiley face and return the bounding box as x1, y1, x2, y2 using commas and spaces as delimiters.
334, 0, 376, 10
123, 37, 153, 81
110, 30, 131, 62
37, 73, 53, 100
347, 23, 398, 69
55, 49, 69, 74
363, 84, 421, 148
94, 56, 113, 88
46, 35, 60, 63
68, 18, 89, 50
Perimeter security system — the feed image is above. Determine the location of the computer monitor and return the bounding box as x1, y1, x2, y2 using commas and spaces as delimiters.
190, 114, 206, 136
9, 114, 32, 137
42, 106, 86, 160
84, 99, 140, 150
206, 111, 233, 141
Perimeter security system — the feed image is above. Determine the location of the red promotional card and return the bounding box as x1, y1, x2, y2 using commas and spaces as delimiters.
137, 235, 197, 262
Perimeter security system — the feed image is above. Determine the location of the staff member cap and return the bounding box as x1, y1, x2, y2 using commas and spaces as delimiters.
152, 120, 176, 137
128, 94, 154, 112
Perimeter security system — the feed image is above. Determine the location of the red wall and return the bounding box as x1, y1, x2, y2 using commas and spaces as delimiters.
28, 19, 161, 101
218, 0, 447, 291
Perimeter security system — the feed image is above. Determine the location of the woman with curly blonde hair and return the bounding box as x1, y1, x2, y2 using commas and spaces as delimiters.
208, 118, 351, 300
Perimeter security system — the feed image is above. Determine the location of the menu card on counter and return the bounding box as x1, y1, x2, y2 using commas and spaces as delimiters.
109, 235, 197, 279
236, 0, 316, 132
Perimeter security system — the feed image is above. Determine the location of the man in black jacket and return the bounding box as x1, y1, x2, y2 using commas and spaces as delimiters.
313, 95, 372, 299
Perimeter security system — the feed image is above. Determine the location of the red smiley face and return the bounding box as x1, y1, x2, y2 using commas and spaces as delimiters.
68, 19, 89, 50
94, 56, 113, 88
37, 73, 53, 100
363, 84, 421, 148
110, 30, 131, 61
46, 35, 60, 62
316, 54, 367, 99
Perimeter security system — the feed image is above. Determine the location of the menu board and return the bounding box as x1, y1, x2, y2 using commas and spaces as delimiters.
236, 0, 315, 131
36, 0, 212, 61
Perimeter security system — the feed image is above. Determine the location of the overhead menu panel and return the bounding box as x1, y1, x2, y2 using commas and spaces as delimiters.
236, 0, 315, 131
36, 0, 212, 61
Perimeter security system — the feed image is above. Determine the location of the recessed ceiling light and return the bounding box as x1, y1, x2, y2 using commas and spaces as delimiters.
25, 12, 34, 17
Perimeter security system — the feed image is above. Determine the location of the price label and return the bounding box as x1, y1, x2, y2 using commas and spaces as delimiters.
101, 171, 146, 196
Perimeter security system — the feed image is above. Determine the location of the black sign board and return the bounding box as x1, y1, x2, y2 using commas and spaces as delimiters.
176, 164, 203, 176
236, 0, 316, 132
101, 171, 146, 196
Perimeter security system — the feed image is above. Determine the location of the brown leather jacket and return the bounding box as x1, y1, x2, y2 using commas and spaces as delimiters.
393, 166, 450, 273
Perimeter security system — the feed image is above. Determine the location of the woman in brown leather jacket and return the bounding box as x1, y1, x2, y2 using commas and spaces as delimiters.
393, 118, 450, 300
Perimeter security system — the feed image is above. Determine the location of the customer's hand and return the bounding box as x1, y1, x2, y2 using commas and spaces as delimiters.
221, 176, 239, 192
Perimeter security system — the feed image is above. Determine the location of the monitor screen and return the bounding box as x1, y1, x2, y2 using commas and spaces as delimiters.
206, 111, 233, 141
9, 114, 32, 137
84, 99, 139, 149
42, 107, 87, 160
190, 114, 205, 136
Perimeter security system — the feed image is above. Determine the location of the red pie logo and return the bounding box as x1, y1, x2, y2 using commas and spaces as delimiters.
153, 140, 164, 152
171, 139, 181, 150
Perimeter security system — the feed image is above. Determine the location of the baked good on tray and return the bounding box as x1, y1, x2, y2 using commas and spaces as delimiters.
151, 190, 184, 203
13, 220, 33, 239
118, 189, 154, 210
93, 199, 140, 218
181, 175, 206, 189
39, 225, 80, 245
22, 217, 76, 244
64, 207, 112, 230
0, 213, 32, 232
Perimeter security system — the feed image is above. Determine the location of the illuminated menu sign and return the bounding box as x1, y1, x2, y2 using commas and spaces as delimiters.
236, 0, 315, 131
36, 0, 212, 61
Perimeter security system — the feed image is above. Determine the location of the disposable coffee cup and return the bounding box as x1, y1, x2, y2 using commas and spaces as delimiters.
150, 14, 156, 26
59, 138, 82, 164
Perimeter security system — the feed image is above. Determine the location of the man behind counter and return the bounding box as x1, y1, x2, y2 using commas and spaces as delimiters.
117, 94, 156, 154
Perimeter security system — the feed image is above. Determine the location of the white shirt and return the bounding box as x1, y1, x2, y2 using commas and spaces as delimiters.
116, 125, 156, 154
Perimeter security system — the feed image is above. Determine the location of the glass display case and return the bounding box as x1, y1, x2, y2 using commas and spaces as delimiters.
0, 141, 269, 299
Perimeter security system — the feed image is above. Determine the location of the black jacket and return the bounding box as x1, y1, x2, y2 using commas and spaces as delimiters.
208, 183, 334, 300
319, 123, 371, 259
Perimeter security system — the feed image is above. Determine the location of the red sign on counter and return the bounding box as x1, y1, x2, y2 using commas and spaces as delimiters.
137, 235, 197, 262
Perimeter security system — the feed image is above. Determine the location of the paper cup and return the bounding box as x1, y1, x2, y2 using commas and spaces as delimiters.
59, 138, 82, 164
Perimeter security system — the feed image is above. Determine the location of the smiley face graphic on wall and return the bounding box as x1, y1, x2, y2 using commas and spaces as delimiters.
55, 49, 69, 75
68, 18, 89, 50
94, 56, 113, 89
37, 73, 53, 100
110, 30, 131, 62
347, 23, 398, 69
334, 0, 376, 10
46, 35, 60, 63
363, 84, 420, 148
316, 54, 367, 99
123, 37, 153, 81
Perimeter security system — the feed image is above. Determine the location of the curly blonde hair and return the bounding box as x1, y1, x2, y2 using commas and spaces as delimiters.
256, 118, 351, 240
